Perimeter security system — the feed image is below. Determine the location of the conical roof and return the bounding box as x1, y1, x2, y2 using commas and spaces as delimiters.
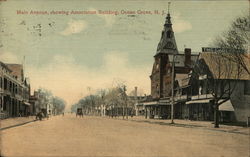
156, 13, 178, 55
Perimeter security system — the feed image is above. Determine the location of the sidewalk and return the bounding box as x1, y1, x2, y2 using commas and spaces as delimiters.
107, 116, 250, 135
0, 116, 37, 130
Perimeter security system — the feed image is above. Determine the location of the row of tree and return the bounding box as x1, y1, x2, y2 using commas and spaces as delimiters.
36, 88, 66, 115
71, 84, 137, 119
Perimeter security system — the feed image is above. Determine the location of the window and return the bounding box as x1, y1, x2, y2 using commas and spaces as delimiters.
164, 42, 174, 49
4, 78, 7, 90
156, 64, 159, 70
167, 30, 172, 38
244, 81, 250, 95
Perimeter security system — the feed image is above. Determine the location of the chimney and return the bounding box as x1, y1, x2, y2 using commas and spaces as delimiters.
134, 87, 138, 102
134, 87, 138, 97
184, 48, 191, 67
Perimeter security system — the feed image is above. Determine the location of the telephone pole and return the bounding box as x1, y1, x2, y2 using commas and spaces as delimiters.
171, 54, 177, 124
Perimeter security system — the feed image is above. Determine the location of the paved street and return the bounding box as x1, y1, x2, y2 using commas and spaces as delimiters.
1, 114, 249, 157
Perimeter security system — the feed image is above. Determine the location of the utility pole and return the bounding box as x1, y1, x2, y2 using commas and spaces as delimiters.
122, 85, 128, 120
171, 54, 176, 124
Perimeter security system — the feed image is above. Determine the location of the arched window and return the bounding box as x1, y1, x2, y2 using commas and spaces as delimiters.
167, 30, 171, 38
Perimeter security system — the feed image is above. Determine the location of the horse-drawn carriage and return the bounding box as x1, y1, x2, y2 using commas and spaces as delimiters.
76, 108, 83, 117
36, 108, 49, 120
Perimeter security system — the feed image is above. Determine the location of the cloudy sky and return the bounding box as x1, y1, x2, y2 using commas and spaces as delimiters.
0, 0, 248, 110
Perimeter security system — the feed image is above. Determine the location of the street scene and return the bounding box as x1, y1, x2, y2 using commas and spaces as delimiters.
0, 0, 250, 157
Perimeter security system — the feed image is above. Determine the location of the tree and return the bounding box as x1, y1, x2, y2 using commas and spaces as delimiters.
213, 14, 250, 74
36, 88, 66, 115
210, 14, 249, 127
36, 88, 53, 112
194, 52, 244, 128
72, 80, 131, 118
52, 97, 66, 114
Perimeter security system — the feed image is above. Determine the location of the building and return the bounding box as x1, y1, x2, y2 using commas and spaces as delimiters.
136, 11, 250, 124
0, 62, 31, 119
137, 11, 198, 119
183, 51, 250, 123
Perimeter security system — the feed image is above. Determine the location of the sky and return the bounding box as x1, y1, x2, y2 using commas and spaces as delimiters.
0, 0, 248, 111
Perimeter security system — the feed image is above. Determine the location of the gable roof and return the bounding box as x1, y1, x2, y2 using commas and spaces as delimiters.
0, 61, 12, 72
199, 52, 250, 80
6, 64, 24, 81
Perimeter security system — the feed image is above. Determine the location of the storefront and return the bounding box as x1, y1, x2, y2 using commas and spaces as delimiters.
143, 101, 171, 119
185, 99, 214, 121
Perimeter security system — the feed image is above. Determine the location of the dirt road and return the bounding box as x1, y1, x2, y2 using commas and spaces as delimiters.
1, 114, 249, 157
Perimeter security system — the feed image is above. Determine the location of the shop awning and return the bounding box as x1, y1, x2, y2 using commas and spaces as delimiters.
135, 103, 144, 106
185, 99, 211, 104
23, 102, 31, 106
143, 101, 171, 106
219, 100, 234, 111
143, 101, 158, 106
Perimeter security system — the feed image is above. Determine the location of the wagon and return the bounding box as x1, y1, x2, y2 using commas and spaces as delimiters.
76, 108, 83, 117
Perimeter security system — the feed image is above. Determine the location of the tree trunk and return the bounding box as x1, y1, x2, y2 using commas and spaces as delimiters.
214, 102, 219, 128
123, 105, 125, 119
116, 107, 118, 118
126, 106, 128, 120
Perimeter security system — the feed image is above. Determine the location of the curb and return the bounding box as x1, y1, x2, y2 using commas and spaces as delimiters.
0, 119, 38, 131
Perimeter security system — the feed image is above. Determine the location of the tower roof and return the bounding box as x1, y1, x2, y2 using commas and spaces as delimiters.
156, 12, 178, 55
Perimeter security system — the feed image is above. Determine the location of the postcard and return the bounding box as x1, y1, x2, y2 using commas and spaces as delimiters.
0, 0, 249, 157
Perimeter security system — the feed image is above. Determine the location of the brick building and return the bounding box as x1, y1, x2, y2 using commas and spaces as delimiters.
138, 12, 198, 119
